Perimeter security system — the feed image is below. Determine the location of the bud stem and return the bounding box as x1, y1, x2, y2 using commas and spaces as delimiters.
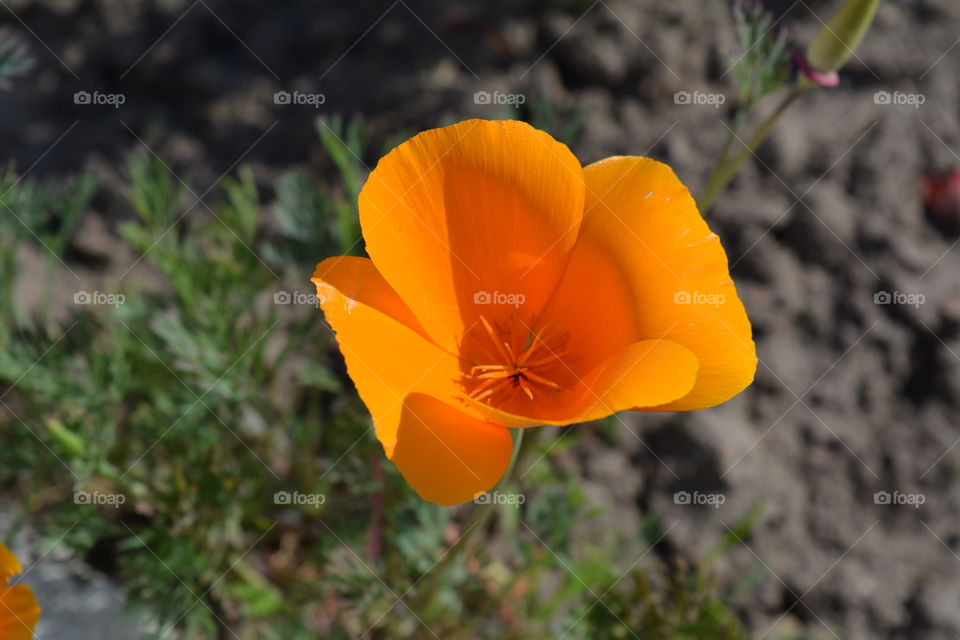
698, 85, 808, 213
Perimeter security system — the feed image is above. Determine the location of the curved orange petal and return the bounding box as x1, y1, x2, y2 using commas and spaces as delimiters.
312, 256, 480, 454
534, 222, 639, 377
312, 255, 429, 341
391, 394, 514, 506
542, 156, 756, 411
0, 545, 21, 581
359, 119, 585, 353
0, 585, 41, 640
0, 545, 40, 640
465, 339, 699, 427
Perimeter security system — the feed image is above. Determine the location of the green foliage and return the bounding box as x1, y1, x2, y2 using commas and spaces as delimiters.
316, 116, 368, 255
0, 120, 764, 639
700, 1, 796, 212
265, 117, 368, 268
2, 171, 98, 256
0, 26, 35, 91
731, 0, 791, 111
525, 90, 586, 148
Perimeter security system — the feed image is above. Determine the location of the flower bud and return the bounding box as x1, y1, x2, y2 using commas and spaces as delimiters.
805, 0, 880, 75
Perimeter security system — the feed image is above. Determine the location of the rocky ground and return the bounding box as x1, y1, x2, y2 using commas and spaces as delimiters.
4, 0, 960, 638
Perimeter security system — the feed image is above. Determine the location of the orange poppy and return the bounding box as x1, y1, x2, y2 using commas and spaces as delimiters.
0, 543, 41, 640
313, 119, 756, 505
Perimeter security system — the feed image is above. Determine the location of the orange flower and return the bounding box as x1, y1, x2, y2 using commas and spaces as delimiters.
312, 119, 756, 505
0, 543, 41, 640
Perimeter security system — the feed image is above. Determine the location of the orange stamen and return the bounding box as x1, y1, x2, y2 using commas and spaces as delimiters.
465, 317, 570, 404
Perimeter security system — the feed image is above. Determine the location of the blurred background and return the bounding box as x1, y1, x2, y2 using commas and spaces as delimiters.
1, 0, 959, 638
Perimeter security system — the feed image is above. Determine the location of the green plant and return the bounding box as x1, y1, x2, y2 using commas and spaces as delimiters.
1, 120, 765, 639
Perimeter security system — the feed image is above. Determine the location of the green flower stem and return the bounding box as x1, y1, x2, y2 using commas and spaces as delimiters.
502, 426, 528, 482
409, 427, 528, 612
698, 85, 808, 213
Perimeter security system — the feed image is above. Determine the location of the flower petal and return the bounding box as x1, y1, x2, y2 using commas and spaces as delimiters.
391, 393, 513, 506
544, 156, 756, 411
0, 585, 41, 640
465, 339, 699, 427
312, 257, 479, 453
359, 119, 585, 352
0, 545, 39, 640
0, 545, 21, 582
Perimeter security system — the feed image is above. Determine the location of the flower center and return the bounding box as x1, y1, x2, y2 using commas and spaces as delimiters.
463, 315, 572, 404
